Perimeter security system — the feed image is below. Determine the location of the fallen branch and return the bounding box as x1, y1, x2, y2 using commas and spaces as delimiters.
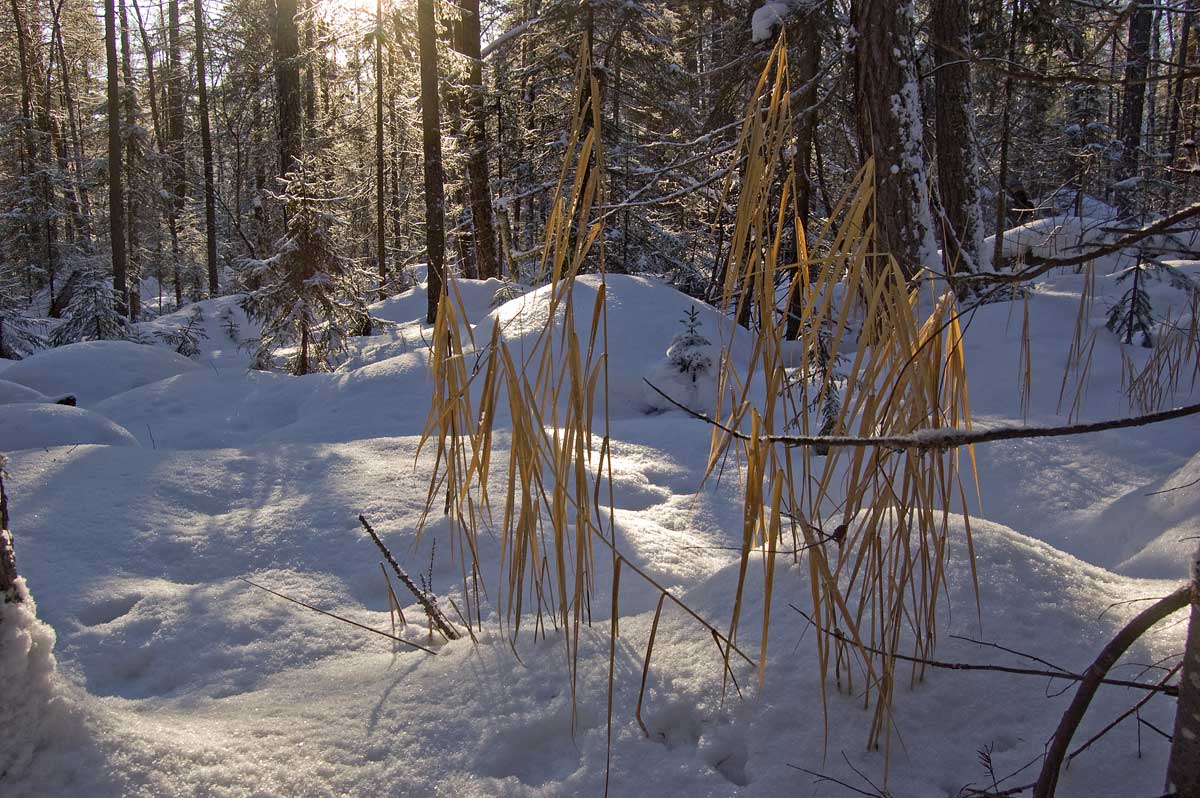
357, 514, 461, 641
1066, 662, 1183, 767
237, 577, 437, 655
788, 604, 1179, 696
968, 202, 1200, 287
644, 379, 1200, 452
1033, 586, 1191, 798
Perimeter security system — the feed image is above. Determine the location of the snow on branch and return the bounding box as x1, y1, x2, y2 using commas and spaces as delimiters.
644, 379, 1200, 450
969, 201, 1200, 287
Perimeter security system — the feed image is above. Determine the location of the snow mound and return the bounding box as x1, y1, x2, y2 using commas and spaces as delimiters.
132, 295, 258, 369
0, 404, 138, 451
368, 278, 506, 325
985, 215, 1115, 261
268, 352, 432, 443
1, 340, 200, 407
481, 275, 754, 418
0, 379, 74, 406
1096, 450, 1200, 578
0, 579, 59, 782
92, 370, 312, 449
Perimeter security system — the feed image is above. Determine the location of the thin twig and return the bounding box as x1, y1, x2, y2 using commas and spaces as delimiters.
789, 604, 1179, 696
1033, 586, 1191, 798
968, 202, 1200, 286
237, 577, 436, 655
1067, 663, 1182, 766
357, 514, 461, 641
645, 379, 1200, 451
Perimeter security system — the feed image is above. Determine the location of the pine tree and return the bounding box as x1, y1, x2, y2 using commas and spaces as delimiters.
241, 156, 372, 375
49, 264, 127, 345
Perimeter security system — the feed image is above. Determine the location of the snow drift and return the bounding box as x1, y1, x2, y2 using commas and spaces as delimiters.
0, 403, 138, 451
1, 340, 199, 407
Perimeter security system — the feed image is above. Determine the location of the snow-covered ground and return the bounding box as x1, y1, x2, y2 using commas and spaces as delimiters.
0, 263, 1197, 797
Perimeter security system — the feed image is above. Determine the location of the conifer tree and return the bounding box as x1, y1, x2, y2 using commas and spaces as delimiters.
241, 156, 372, 375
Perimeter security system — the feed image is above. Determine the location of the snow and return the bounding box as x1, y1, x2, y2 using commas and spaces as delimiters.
750, 2, 791, 43
0, 340, 200, 407
0, 265, 1197, 796
0, 403, 139, 451
0, 379, 66, 405
480, 274, 757, 417
0, 578, 63, 785
131, 295, 260, 371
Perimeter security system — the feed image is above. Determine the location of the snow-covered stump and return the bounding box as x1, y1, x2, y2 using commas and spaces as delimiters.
1168, 543, 1200, 798
1, 454, 17, 603
0, 455, 60, 782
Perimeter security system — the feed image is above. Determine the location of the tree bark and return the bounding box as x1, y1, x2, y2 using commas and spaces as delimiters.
786, 6, 822, 340
417, 0, 446, 324
1168, 4, 1195, 171
1117, 3, 1153, 214
991, 0, 1020, 270
375, 0, 386, 298
1168, 547, 1200, 798
273, 0, 303, 177
459, 0, 498, 280
195, 0, 219, 296
851, 0, 938, 280
106, 0, 128, 315
118, 0, 141, 318
932, 0, 986, 277
167, 0, 185, 305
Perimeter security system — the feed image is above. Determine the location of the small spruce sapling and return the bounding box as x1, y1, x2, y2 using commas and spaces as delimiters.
219, 307, 240, 343
155, 307, 210, 357
49, 265, 127, 346
667, 307, 713, 383
1106, 255, 1198, 347
240, 156, 374, 374
643, 305, 717, 414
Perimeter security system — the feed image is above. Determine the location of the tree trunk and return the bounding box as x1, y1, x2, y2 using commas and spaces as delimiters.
1168, 4, 1195, 172
106, 0, 128, 315
851, 0, 938, 281
786, 7, 822, 340
119, 0, 141, 318
274, 0, 303, 177
1117, 3, 1153, 214
417, 0, 446, 324
991, 0, 1020, 269
56, 28, 94, 249
459, 0, 498, 280
1168, 546, 1200, 798
195, 0, 219, 296
375, 0, 386, 298
167, 0, 185, 304
932, 0, 986, 278
303, 0, 316, 134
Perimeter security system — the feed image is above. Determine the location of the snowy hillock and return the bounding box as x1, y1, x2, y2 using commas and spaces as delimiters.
481, 274, 758, 417
1085, 450, 1200, 578
130, 295, 259, 369
0, 379, 74, 406
0, 340, 199, 407
0, 403, 138, 451
0, 268, 1196, 796
985, 215, 1117, 262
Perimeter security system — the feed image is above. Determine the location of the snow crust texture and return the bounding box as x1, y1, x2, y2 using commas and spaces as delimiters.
0, 256, 1197, 796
